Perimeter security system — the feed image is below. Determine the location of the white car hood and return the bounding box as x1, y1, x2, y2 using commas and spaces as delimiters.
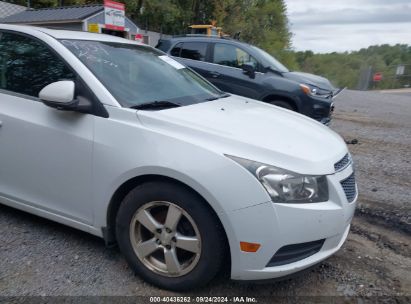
137, 96, 347, 175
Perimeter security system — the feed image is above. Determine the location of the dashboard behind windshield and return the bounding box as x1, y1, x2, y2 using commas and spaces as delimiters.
60, 40, 223, 108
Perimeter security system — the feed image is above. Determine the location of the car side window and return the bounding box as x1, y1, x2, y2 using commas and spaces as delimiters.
213, 43, 258, 69
170, 42, 183, 57
0, 31, 75, 98
180, 42, 207, 61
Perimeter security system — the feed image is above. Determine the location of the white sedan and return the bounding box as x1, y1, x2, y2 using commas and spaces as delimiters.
0, 24, 357, 291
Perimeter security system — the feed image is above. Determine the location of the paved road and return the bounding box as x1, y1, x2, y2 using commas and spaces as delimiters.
1, 90, 410, 298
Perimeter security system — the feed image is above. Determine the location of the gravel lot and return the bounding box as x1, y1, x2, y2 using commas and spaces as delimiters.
0, 90, 410, 300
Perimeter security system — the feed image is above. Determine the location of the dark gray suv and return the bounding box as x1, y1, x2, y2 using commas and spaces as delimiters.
157, 36, 342, 124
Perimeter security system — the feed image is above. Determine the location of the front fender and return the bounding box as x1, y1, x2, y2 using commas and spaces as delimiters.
91, 107, 270, 233
259, 76, 304, 110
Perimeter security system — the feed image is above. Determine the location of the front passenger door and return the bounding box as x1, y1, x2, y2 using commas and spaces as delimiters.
208, 43, 264, 99
0, 31, 94, 224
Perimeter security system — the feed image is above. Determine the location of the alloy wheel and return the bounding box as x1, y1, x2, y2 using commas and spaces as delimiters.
129, 201, 202, 277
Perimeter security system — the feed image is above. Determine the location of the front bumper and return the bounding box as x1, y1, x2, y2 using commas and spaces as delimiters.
313, 87, 343, 124
311, 97, 334, 124
227, 164, 357, 281
319, 102, 334, 125
298, 93, 334, 124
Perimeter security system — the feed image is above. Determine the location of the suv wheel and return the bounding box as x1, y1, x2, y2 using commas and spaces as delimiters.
269, 100, 295, 111
115, 181, 226, 291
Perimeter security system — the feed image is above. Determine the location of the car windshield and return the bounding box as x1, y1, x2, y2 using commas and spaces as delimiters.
251, 45, 289, 73
60, 40, 224, 108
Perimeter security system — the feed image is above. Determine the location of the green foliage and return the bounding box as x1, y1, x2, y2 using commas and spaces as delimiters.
123, 0, 293, 64
6, 0, 294, 66
294, 44, 411, 89
220, 0, 295, 68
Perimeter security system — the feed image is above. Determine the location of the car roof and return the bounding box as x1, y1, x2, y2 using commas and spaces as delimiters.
0, 24, 142, 45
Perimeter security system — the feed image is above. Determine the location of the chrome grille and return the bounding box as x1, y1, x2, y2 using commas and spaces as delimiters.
340, 173, 357, 202
334, 153, 351, 171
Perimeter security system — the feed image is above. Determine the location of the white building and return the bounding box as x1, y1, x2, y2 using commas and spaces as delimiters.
0, 3, 139, 40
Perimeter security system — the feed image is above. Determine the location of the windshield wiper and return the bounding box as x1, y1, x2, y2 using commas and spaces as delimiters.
130, 100, 182, 110
205, 93, 230, 101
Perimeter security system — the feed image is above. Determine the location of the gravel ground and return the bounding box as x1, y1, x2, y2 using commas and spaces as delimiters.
0, 90, 410, 300
331, 90, 411, 233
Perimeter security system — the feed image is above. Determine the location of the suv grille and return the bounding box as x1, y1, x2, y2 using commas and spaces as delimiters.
312, 108, 330, 121
334, 153, 351, 171
340, 173, 357, 202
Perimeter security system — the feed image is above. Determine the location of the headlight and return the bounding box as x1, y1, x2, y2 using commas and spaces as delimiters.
300, 84, 331, 99
227, 155, 329, 204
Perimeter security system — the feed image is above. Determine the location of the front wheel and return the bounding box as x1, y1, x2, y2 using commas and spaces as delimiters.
115, 181, 226, 291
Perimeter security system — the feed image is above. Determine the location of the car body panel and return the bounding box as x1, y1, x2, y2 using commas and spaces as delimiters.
137, 95, 346, 175
283, 71, 335, 91
228, 164, 356, 280
0, 90, 94, 224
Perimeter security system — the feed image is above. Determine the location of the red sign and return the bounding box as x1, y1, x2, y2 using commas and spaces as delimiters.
104, 0, 125, 31
373, 72, 383, 82
135, 33, 143, 43
104, 0, 124, 10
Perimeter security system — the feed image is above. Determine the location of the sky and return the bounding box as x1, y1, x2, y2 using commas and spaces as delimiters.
285, 0, 411, 53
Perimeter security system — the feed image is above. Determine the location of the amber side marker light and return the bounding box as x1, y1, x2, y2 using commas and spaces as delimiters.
240, 242, 261, 252
300, 84, 311, 95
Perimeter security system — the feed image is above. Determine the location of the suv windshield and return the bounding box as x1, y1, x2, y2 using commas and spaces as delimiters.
61, 40, 224, 108
251, 46, 289, 73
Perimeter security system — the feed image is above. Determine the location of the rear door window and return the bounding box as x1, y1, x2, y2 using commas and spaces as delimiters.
155, 39, 170, 52
180, 42, 207, 61
170, 42, 183, 57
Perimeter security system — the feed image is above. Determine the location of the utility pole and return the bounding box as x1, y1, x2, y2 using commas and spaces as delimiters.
365, 65, 373, 90
26, 0, 31, 8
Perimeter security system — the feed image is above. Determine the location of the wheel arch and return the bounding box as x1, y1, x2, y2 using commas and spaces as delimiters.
262, 94, 299, 111
104, 174, 231, 270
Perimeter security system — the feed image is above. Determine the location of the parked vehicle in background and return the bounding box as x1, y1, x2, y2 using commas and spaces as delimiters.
0, 25, 356, 291
157, 36, 343, 124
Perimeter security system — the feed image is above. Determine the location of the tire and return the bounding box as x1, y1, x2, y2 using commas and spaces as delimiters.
115, 181, 226, 291
269, 100, 295, 111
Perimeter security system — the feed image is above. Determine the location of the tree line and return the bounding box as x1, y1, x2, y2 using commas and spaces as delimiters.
294, 44, 411, 89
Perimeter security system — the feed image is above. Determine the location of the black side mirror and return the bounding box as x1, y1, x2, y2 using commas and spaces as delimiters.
242, 63, 255, 79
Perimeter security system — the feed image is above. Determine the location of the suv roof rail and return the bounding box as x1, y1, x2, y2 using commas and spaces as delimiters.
172, 34, 221, 38
169, 34, 234, 40
159, 34, 241, 42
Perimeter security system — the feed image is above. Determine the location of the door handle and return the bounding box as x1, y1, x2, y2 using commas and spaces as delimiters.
209, 71, 221, 78
0, 120, 2, 128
